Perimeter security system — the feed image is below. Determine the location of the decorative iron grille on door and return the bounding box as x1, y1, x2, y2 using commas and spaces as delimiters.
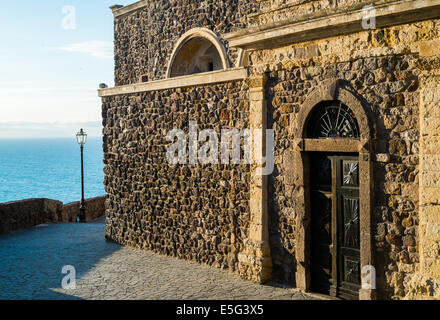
307, 101, 360, 139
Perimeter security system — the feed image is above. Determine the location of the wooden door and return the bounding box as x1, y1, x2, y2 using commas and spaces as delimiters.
336, 157, 361, 300
310, 153, 360, 300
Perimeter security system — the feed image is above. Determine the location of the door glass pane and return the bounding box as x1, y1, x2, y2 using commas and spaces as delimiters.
343, 257, 361, 284
343, 197, 360, 249
342, 160, 359, 186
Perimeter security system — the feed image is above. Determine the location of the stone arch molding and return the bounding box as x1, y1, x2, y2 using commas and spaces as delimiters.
166, 28, 230, 79
294, 79, 374, 141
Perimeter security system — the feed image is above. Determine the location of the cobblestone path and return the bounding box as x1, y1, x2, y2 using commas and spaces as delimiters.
0, 218, 319, 300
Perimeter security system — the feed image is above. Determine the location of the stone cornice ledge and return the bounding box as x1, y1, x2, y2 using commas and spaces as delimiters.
110, 1, 149, 18
98, 68, 249, 97
224, 0, 440, 50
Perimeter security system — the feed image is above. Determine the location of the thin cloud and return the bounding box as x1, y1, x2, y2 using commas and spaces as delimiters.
0, 81, 33, 86
57, 41, 113, 59
0, 121, 103, 139
0, 87, 97, 94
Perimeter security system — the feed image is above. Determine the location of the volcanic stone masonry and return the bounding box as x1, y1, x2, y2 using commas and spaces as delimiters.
100, 0, 440, 300
102, 81, 251, 272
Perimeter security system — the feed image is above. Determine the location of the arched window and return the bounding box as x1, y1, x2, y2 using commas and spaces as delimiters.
167, 28, 229, 78
306, 101, 360, 139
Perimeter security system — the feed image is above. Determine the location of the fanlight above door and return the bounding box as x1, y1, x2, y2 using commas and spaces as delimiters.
307, 101, 360, 139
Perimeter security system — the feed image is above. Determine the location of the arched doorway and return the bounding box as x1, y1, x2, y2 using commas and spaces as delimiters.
292, 80, 376, 300
307, 101, 361, 299
166, 28, 229, 78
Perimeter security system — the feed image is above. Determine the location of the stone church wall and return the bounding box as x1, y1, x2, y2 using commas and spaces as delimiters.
246, 0, 399, 27
102, 80, 251, 272
113, 0, 259, 86
244, 19, 440, 299
112, 0, 403, 86
104, 0, 440, 300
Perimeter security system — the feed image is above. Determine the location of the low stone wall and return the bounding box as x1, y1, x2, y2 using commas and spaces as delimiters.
61, 196, 106, 222
0, 199, 62, 236
0, 196, 106, 237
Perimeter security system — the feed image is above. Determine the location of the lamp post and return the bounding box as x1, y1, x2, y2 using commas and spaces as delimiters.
76, 128, 87, 222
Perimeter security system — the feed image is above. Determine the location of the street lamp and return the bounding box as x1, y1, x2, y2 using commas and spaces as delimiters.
76, 128, 87, 223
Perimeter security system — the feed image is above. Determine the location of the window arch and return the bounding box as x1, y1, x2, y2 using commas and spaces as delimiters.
166, 28, 229, 78
306, 101, 360, 139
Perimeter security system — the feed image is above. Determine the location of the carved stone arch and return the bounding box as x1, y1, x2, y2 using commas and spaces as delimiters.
166, 28, 230, 78
294, 79, 374, 141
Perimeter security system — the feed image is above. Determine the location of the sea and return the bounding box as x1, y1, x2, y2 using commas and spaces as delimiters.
0, 138, 105, 204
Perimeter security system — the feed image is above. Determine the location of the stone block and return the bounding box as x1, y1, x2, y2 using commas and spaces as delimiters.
419, 40, 440, 57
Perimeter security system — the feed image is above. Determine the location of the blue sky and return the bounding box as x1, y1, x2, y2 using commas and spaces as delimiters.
0, 0, 135, 138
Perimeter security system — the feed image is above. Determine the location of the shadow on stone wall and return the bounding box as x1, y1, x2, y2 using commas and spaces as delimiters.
0, 196, 106, 237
